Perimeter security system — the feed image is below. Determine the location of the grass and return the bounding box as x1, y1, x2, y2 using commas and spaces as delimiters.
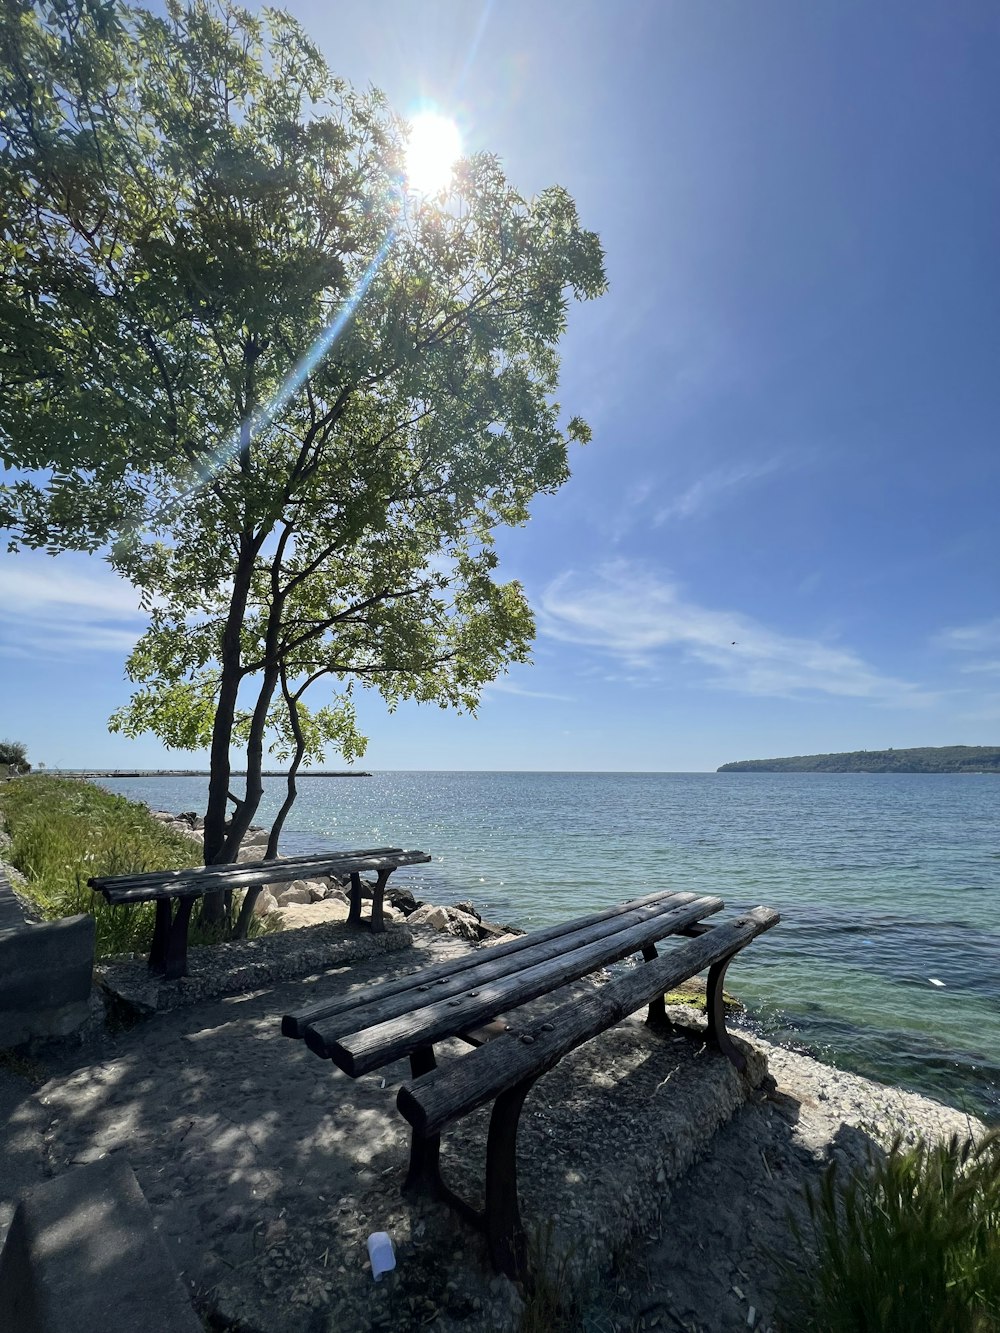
782, 1130, 1000, 1333
0, 774, 274, 959
519, 1222, 581, 1333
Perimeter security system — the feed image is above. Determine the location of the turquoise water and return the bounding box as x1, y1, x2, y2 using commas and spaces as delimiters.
101, 771, 1000, 1121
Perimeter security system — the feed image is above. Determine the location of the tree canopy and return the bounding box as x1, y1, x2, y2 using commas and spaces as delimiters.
0, 739, 31, 773
0, 0, 606, 927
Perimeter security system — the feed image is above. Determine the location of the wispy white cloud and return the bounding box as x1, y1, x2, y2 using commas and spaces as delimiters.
483, 679, 575, 704
0, 552, 148, 659
538, 560, 931, 704
936, 618, 1000, 674
653, 456, 785, 526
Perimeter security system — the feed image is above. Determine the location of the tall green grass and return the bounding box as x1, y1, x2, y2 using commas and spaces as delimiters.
784, 1130, 1000, 1333
0, 775, 201, 959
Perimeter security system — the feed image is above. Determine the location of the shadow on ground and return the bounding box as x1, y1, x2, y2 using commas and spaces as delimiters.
1, 939, 831, 1333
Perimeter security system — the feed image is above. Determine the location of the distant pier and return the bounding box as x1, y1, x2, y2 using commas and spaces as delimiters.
50, 769, 373, 779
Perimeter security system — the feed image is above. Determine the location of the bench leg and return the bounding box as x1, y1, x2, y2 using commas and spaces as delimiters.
148, 899, 172, 974
347, 872, 363, 928
402, 1048, 483, 1228
641, 943, 670, 1030
484, 1073, 540, 1281
369, 868, 392, 934
403, 1047, 440, 1192
163, 896, 194, 981
706, 951, 746, 1071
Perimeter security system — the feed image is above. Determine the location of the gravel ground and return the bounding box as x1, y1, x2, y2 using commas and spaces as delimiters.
0, 915, 986, 1333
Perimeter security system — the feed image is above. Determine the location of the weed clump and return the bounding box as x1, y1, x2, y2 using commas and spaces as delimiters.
784, 1130, 1000, 1332
1, 775, 199, 958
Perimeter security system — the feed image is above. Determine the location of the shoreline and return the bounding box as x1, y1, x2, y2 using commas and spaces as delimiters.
43, 768, 373, 778
5, 778, 996, 1125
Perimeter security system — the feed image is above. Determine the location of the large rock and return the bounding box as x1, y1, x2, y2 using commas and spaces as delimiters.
253, 891, 279, 917
387, 886, 420, 915
235, 834, 270, 862
408, 903, 481, 942
407, 904, 450, 931
451, 899, 481, 922
273, 882, 313, 906
447, 909, 483, 942
275, 899, 351, 929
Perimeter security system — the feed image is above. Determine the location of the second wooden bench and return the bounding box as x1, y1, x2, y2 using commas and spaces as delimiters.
89, 846, 431, 979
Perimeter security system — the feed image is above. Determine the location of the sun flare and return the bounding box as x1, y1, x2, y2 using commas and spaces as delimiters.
404, 112, 462, 196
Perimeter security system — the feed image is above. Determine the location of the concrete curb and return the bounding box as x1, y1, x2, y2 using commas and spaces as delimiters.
98, 918, 415, 1013
0, 876, 95, 1048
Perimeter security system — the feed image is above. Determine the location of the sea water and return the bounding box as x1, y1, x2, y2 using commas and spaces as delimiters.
101, 771, 1000, 1121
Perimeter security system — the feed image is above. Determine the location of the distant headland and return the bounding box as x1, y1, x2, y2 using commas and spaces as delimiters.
718, 746, 1000, 774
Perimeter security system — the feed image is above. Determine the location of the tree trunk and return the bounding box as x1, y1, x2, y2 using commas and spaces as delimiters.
200, 536, 259, 924
232, 685, 304, 940
223, 659, 280, 860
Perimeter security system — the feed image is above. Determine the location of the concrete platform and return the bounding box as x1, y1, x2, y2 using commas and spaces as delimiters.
98, 917, 414, 1014
0, 1155, 201, 1333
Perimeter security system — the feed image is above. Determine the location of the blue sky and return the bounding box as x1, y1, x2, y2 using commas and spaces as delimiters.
2, 0, 999, 771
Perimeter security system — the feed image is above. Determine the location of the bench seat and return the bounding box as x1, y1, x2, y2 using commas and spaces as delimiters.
301, 889, 724, 1074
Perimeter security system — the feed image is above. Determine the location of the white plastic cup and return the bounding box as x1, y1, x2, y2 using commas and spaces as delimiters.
366, 1230, 396, 1281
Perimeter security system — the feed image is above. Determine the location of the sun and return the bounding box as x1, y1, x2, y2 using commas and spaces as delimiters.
404, 112, 462, 196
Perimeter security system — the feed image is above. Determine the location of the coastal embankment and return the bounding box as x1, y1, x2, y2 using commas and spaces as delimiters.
98, 768, 999, 1121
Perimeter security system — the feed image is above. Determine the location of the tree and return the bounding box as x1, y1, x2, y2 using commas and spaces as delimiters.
0, 0, 606, 931
0, 739, 31, 774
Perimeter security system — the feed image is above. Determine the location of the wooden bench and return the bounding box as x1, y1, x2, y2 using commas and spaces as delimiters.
282, 889, 779, 1279
88, 846, 431, 980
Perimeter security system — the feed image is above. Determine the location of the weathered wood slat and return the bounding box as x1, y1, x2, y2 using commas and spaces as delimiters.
309, 895, 724, 1075
398, 906, 780, 1135
93, 850, 430, 903
88, 846, 404, 893
282, 886, 691, 1038
293, 891, 703, 1043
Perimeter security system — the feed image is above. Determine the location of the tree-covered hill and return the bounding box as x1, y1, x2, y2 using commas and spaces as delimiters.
717, 746, 1000, 773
